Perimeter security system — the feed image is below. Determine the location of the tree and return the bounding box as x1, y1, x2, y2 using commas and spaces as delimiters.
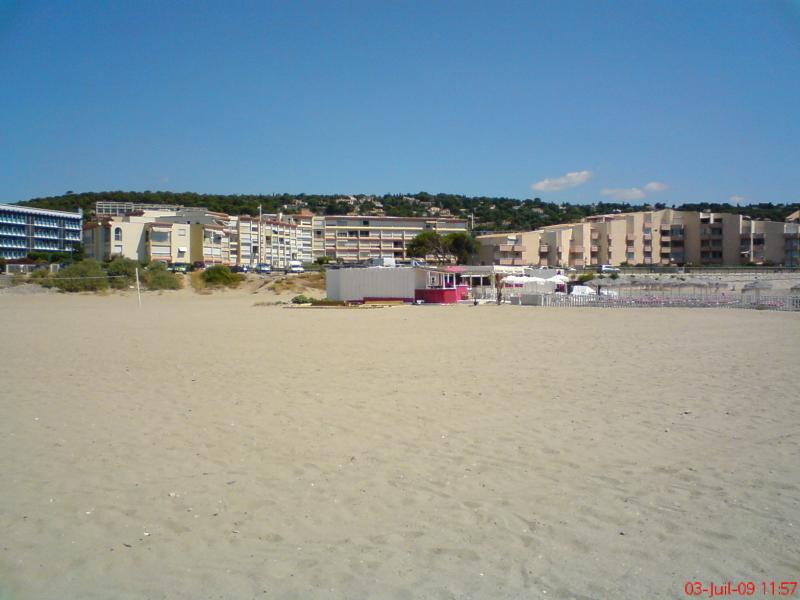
443, 232, 479, 265
407, 231, 479, 264
407, 231, 449, 262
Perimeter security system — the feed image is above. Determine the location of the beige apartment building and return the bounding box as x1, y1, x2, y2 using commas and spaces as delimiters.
477, 209, 800, 268
84, 207, 186, 263
321, 215, 469, 263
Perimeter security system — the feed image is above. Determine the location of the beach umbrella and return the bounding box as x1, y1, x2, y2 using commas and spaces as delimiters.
742, 280, 772, 291
547, 274, 570, 283
742, 280, 772, 303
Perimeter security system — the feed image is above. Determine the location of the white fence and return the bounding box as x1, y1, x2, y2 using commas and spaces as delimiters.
518, 293, 800, 311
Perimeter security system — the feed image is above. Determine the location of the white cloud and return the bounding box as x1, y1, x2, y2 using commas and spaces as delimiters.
531, 170, 592, 192
729, 195, 745, 203
601, 187, 647, 201
643, 181, 669, 193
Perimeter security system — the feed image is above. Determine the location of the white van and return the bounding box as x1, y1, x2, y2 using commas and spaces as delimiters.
286, 260, 305, 274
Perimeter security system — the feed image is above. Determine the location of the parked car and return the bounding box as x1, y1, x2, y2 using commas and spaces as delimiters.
597, 264, 621, 274
230, 265, 250, 273
255, 264, 272, 274
191, 261, 206, 271
169, 262, 190, 273
284, 260, 305, 274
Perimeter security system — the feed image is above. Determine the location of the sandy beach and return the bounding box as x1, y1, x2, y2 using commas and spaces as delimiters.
1, 290, 798, 599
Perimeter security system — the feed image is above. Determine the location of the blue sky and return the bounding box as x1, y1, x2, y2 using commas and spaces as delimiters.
1, 0, 799, 204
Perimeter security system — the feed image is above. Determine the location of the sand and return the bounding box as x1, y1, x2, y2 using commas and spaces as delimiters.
0, 291, 798, 599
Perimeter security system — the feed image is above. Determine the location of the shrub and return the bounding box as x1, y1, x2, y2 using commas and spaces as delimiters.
143, 262, 182, 290
52, 259, 109, 292
610, 273, 619, 280
202, 265, 243, 287
311, 298, 346, 306
291, 294, 311, 304
577, 272, 594, 284
107, 256, 140, 289
30, 268, 51, 281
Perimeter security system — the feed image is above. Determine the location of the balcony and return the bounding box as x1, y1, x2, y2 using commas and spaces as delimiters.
661, 236, 671, 243
643, 233, 652, 241
569, 245, 584, 254
497, 244, 514, 252
626, 234, 635, 242
590, 231, 600, 241
700, 228, 723, 240
590, 245, 599, 253
571, 259, 585, 267
538, 245, 549, 254
0, 228, 26, 237
498, 258, 525, 266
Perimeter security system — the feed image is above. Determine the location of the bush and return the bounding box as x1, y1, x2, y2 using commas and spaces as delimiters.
52, 259, 109, 292
202, 265, 243, 287
106, 256, 140, 289
291, 294, 311, 304
310, 298, 346, 306
610, 273, 619, 280
143, 262, 182, 290
577, 272, 594, 284
30, 268, 51, 281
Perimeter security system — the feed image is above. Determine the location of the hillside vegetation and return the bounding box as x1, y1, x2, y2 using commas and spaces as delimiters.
14, 190, 800, 233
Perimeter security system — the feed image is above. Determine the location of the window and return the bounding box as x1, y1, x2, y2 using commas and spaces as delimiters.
362, 220, 370, 226
114, 227, 122, 241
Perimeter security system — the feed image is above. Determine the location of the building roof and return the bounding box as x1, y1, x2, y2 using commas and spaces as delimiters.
0, 203, 83, 219
324, 215, 467, 223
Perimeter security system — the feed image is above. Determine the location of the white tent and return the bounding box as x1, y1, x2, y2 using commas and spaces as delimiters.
570, 285, 596, 296
547, 274, 570, 283
504, 275, 547, 284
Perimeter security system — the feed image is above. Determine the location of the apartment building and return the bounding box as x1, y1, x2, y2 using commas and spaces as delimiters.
476, 231, 536, 266
85, 207, 230, 265
321, 216, 469, 263
0, 204, 82, 260
477, 209, 800, 268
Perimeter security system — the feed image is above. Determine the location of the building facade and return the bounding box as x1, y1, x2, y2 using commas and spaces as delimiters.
321, 216, 469, 263
0, 204, 82, 260
477, 209, 800, 268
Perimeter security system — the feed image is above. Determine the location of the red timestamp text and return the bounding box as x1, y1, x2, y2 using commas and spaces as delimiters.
684, 581, 798, 597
